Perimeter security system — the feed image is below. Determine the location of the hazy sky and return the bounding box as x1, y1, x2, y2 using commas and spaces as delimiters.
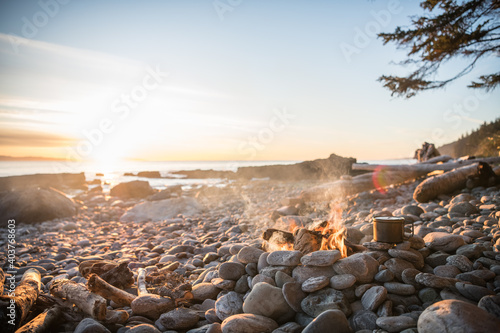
0, 0, 499, 164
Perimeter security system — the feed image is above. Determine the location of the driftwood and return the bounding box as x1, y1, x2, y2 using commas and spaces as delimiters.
49, 279, 107, 320
420, 155, 453, 164
0, 268, 41, 330
87, 274, 136, 307
302, 168, 430, 201
15, 306, 61, 333
353, 156, 500, 172
79, 261, 134, 290
413, 162, 496, 203
136, 268, 148, 296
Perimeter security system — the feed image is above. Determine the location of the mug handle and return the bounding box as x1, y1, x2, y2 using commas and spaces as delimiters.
403, 220, 414, 240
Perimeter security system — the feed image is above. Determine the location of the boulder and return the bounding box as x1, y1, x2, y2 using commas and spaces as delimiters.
120, 197, 203, 222
417, 299, 500, 333
0, 187, 77, 226
110, 180, 154, 199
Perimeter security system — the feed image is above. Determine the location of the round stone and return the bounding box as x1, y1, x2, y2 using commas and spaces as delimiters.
218, 262, 245, 281
301, 288, 351, 317
302, 276, 330, 292
243, 282, 294, 323
282, 282, 307, 313
267, 250, 303, 266
221, 314, 278, 333
330, 274, 356, 290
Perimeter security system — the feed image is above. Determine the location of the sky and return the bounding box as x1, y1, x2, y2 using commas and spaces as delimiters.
0, 0, 499, 165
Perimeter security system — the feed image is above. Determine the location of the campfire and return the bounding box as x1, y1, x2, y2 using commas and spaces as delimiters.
263, 204, 353, 257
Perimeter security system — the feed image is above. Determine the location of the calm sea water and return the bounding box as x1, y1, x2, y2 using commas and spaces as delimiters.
0, 158, 416, 190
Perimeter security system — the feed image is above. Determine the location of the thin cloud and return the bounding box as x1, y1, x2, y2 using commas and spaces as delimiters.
0, 129, 76, 147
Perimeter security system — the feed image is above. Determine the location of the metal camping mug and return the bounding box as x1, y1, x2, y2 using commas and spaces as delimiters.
373, 217, 414, 243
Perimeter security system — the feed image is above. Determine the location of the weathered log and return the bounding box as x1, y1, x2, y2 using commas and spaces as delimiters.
420, 155, 453, 164
87, 274, 136, 307
136, 268, 148, 296
49, 279, 106, 320
301, 169, 429, 201
15, 306, 61, 333
0, 268, 41, 331
413, 162, 495, 203
353, 156, 500, 172
293, 228, 323, 254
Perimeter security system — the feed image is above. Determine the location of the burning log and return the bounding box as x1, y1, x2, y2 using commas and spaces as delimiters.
0, 268, 4, 295
413, 162, 497, 203
87, 273, 136, 306
0, 268, 41, 330
15, 306, 62, 333
49, 279, 107, 320
293, 228, 323, 254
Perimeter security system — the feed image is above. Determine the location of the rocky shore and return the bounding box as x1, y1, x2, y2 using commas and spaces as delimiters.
1, 165, 500, 332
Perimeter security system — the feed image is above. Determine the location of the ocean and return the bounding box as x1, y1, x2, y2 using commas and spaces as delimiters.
0, 158, 416, 191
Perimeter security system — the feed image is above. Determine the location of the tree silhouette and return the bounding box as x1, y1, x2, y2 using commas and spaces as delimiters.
378, 0, 500, 98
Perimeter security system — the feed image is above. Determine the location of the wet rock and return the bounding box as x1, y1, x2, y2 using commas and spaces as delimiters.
215, 291, 243, 321
330, 274, 356, 290
267, 251, 302, 266
361, 286, 387, 311
417, 299, 500, 333
424, 232, 466, 253
120, 197, 203, 222
74, 318, 110, 333
238, 247, 265, 264
110, 180, 154, 199
300, 250, 341, 266
218, 262, 245, 281
243, 282, 294, 323
0, 187, 77, 226
282, 282, 307, 313
333, 253, 379, 284
302, 309, 352, 333
156, 308, 200, 330
221, 314, 278, 333
376, 316, 416, 333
